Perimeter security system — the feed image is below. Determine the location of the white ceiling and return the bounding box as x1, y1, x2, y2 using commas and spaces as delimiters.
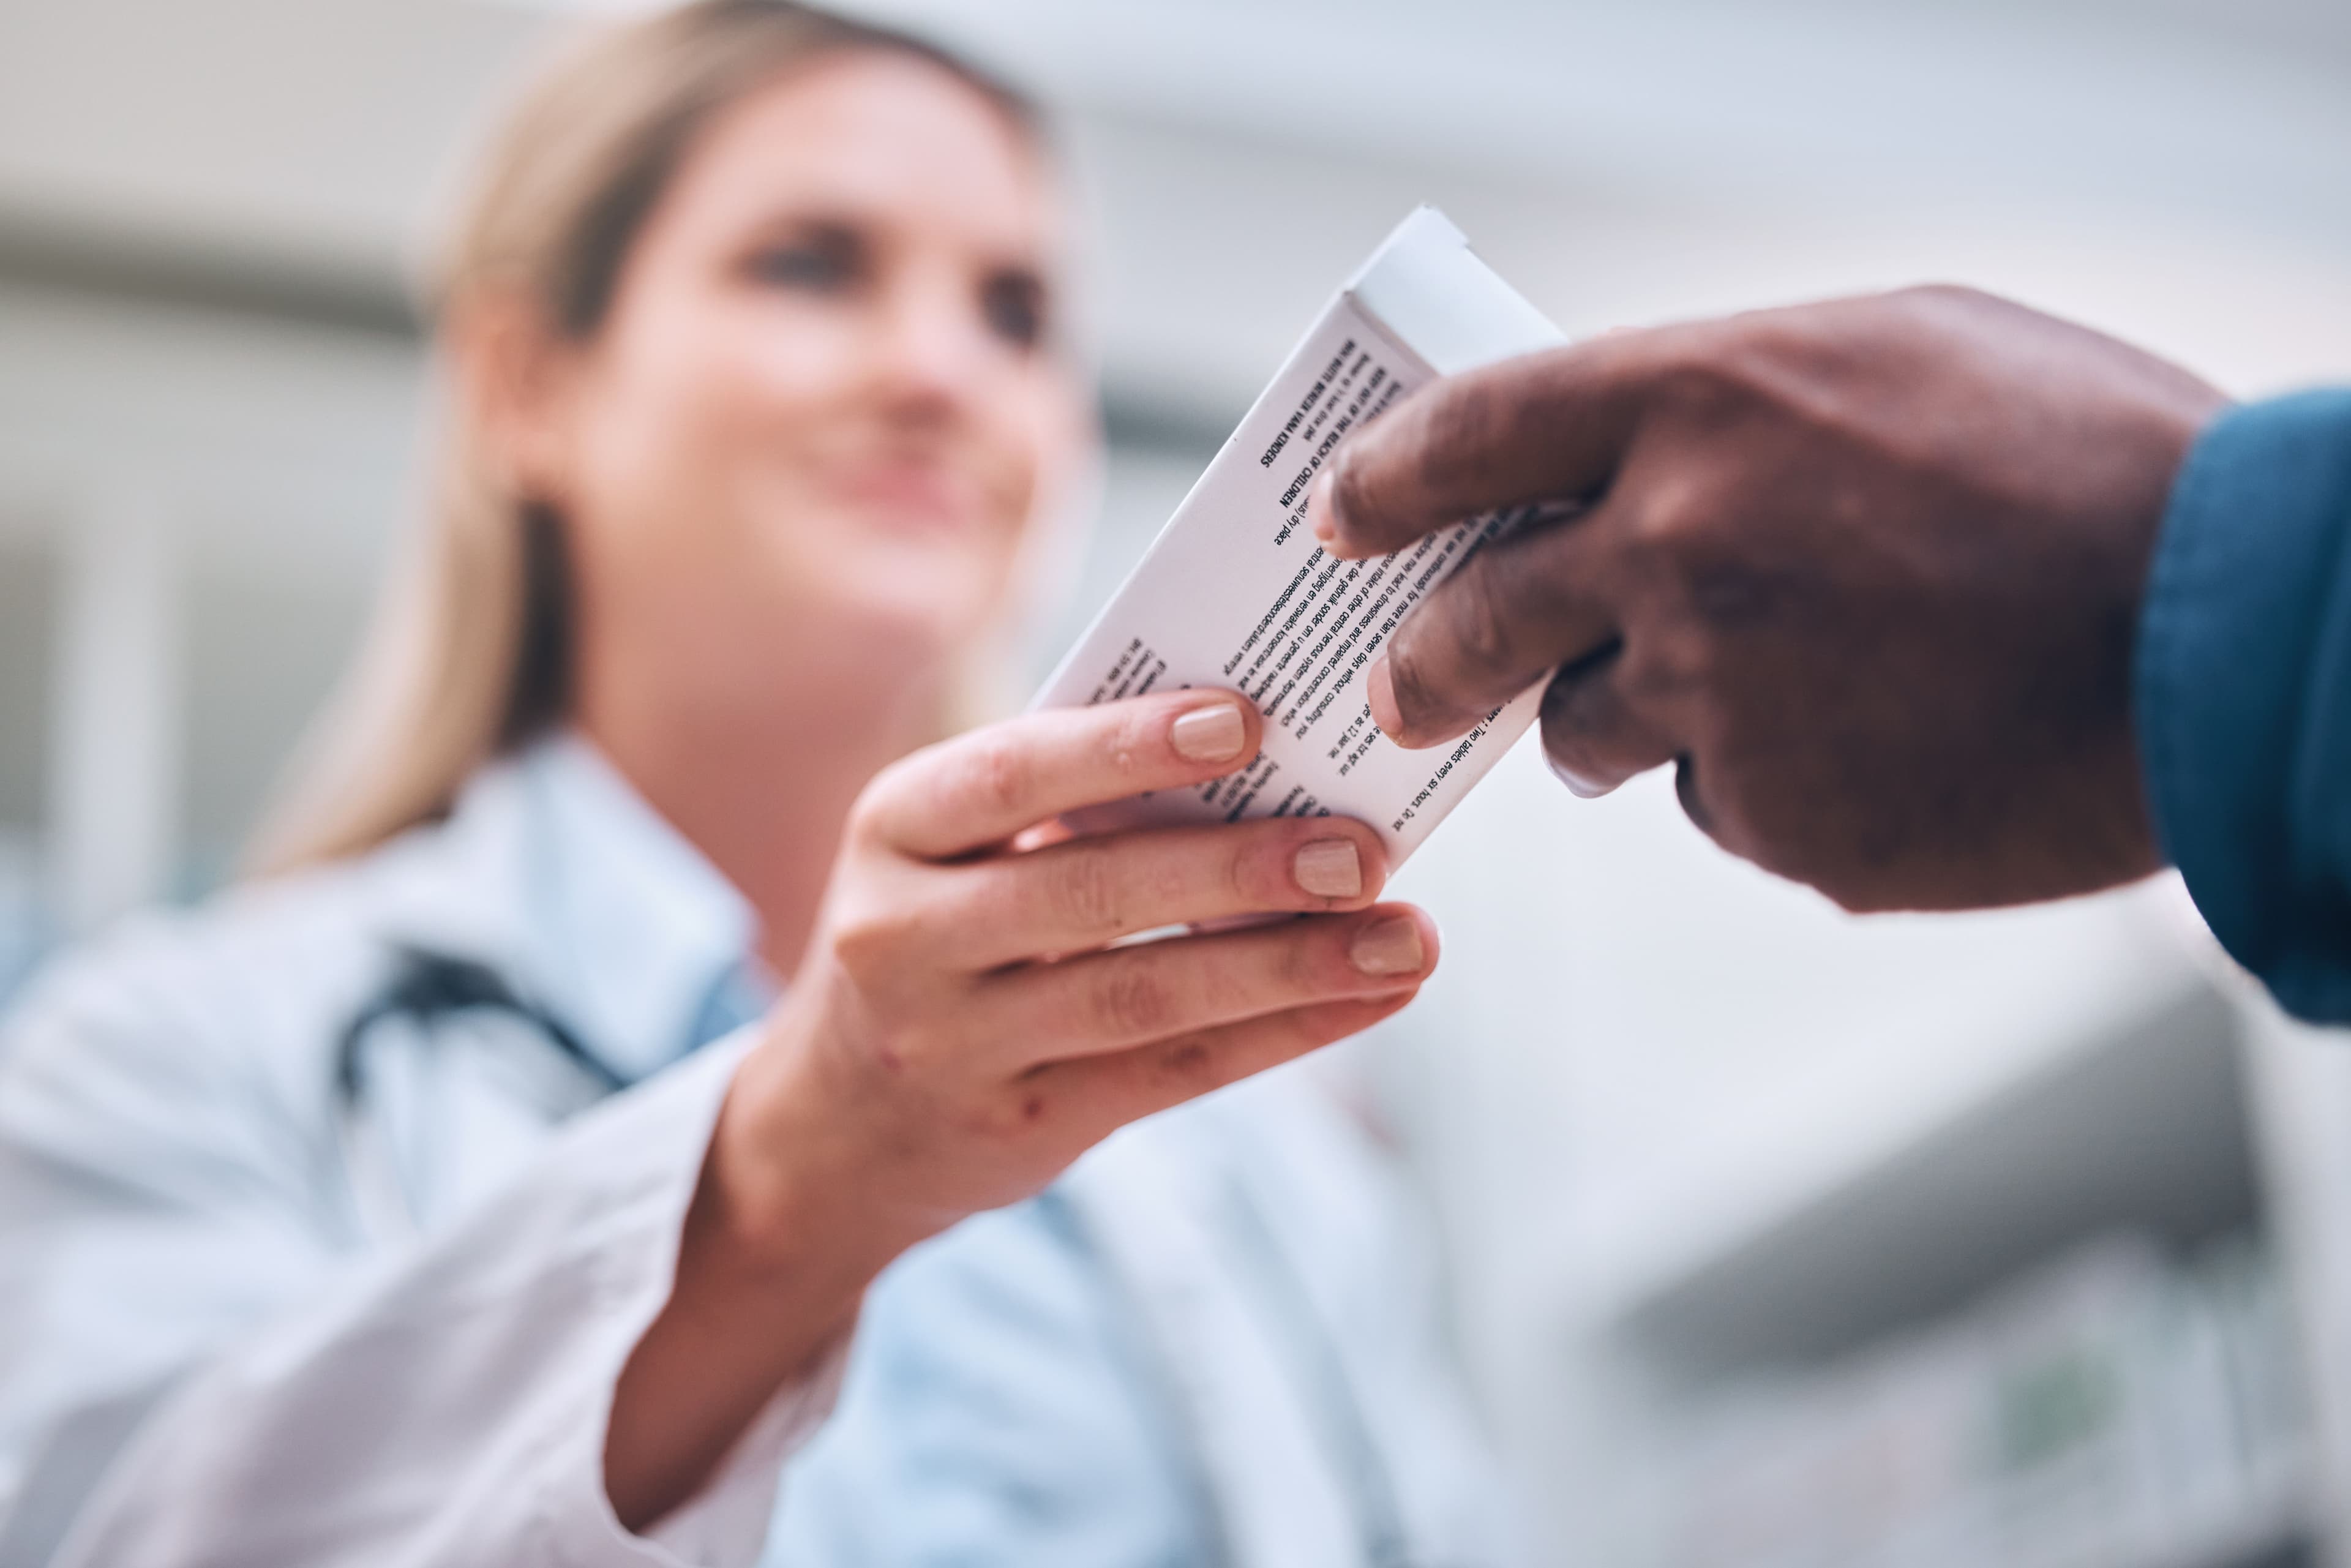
804, 0, 2351, 242
4, 0, 2345, 411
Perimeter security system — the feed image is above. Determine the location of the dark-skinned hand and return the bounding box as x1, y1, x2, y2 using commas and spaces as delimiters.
1308, 285, 2228, 912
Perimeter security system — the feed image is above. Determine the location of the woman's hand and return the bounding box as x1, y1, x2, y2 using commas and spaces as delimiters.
738, 686, 1436, 1240
609, 689, 1436, 1526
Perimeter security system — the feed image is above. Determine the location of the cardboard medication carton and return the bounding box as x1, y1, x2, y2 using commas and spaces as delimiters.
1034, 207, 1565, 864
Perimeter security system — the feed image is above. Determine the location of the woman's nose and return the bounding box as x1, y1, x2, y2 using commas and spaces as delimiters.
868, 279, 993, 421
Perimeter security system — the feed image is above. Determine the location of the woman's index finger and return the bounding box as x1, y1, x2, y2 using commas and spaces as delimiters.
858, 689, 1264, 860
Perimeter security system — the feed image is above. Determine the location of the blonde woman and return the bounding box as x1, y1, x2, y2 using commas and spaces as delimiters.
0, 6, 1507, 1565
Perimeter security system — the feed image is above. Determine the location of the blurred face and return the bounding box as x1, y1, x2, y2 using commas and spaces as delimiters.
499, 50, 1086, 727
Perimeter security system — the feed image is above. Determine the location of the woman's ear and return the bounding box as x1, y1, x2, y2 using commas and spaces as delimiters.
444, 288, 582, 504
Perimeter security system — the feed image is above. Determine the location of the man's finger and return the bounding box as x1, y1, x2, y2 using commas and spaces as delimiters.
1368, 517, 1620, 748
1308, 331, 1658, 560
860, 690, 1261, 860
1537, 657, 1682, 798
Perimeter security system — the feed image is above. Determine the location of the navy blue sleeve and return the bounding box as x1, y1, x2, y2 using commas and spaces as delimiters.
2135, 388, 2351, 1022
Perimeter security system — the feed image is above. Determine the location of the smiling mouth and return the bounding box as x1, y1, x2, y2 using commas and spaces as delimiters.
834, 464, 983, 533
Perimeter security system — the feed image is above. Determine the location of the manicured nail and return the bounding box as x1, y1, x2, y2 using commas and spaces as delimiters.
1546, 751, 1617, 799
1171, 702, 1247, 763
1310, 470, 1344, 546
1350, 915, 1424, 977
1294, 838, 1363, 899
1366, 658, 1401, 740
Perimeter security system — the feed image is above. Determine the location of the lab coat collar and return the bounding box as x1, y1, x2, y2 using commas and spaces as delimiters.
381, 733, 765, 1086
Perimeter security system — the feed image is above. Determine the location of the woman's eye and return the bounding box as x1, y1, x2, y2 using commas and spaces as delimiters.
981, 272, 1046, 351
746, 230, 862, 291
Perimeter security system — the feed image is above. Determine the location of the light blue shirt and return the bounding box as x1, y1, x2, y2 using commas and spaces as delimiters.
769, 1195, 1215, 1567
771, 1032, 1517, 1568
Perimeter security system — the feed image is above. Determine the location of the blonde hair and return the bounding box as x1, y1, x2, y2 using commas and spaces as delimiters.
247, 0, 1043, 876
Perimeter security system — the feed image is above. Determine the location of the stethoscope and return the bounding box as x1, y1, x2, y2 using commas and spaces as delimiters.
332, 945, 625, 1239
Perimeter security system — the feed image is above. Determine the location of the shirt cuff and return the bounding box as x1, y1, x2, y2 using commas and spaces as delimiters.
2136, 388, 2351, 1019
525, 1032, 854, 1567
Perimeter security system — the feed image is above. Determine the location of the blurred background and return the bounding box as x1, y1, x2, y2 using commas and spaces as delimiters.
2, 1, 2350, 1562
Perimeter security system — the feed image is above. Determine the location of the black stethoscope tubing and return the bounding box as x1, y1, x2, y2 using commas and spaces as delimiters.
332, 945, 624, 1236
334, 945, 623, 1111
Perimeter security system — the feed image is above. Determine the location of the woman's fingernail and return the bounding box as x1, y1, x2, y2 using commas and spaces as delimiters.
1310, 470, 1344, 546
1171, 702, 1247, 763
1350, 916, 1425, 977
1294, 838, 1363, 899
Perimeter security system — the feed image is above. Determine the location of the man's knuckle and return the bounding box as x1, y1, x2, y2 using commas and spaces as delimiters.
1415, 378, 1505, 499
1656, 369, 1728, 430
1649, 329, 1769, 425
1452, 562, 1522, 677
1618, 480, 1713, 572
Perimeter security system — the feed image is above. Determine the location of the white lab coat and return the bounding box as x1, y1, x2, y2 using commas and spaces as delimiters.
0, 737, 1515, 1568
0, 741, 833, 1567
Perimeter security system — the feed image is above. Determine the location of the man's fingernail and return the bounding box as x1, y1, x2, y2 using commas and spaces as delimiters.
1310, 470, 1344, 547
1367, 658, 1401, 740
1350, 916, 1425, 977
1545, 751, 1618, 798
1171, 702, 1247, 763
1294, 838, 1363, 899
